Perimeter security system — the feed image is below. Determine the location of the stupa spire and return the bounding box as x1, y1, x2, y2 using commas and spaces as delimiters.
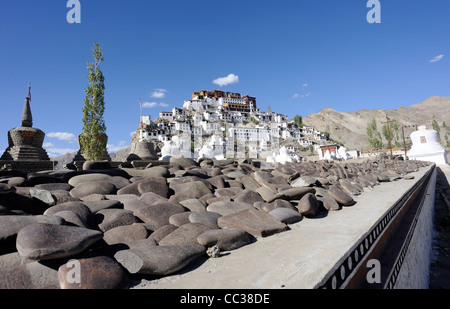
21, 83, 33, 128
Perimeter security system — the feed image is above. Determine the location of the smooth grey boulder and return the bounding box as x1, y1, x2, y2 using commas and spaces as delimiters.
0, 215, 64, 241
169, 212, 192, 227
206, 201, 255, 216
68, 173, 112, 187
269, 208, 303, 224
114, 244, 206, 275
116, 182, 141, 196
317, 195, 341, 211
120, 166, 170, 178
328, 186, 355, 206
0, 252, 31, 271
260, 199, 297, 212
170, 156, 199, 168
70, 181, 116, 198
103, 224, 149, 245
139, 192, 169, 206
0, 261, 60, 289
29, 188, 56, 206
58, 255, 129, 289
147, 225, 178, 244
44, 201, 93, 227
108, 176, 131, 190
0, 183, 16, 195
215, 187, 243, 197
171, 181, 212, 199
179, 199, 207, 212
290, 175, 317, 187
267, 187, 316, 203
254, 186, 275, 202
238, 175, 262, 191
217, 209, 287, 237
189, 211, 222, 229
158, 223, 212, 246
339, 179, 361, 196
233, 189, 264, 205
137, 180, 169, 198
133, 203, 186, 228
121, 198, 150, 212
259, 176, 290, 193
35, 183, 73, 191
94, 208, 139, 232
375, 173, 390, 182
53, 210, 89, 228
205, 175, 227, 190
197, 228, 253, 251
83, 199, 122, 213
83, 161, 112, 170
296, 193, 319, 217
16, 223, 103, 260
0, 176, 26, 187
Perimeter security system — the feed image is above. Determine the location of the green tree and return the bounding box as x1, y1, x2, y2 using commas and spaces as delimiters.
267, 105, 271, 113
80, 43, 108, 161
381, 118, 401, 148
443, 122, 449, 147
432, 116, 441, 143
294, 115, 303, 127
367, 118, 382, 149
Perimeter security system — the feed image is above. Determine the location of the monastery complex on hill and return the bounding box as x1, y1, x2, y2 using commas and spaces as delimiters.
131, 90, 333, 162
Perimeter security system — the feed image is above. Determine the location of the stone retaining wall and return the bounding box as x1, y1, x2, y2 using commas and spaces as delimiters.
393, 167, 436, 289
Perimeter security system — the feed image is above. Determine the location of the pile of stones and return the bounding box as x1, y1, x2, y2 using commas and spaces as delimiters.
0, 155, 431, 289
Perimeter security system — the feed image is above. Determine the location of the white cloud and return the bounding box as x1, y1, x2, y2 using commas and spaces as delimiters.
430, 54, 444, 63
151, 89, 167, 98
47, 132, 76, 143
213, 74, 239, 87
302, 83, 308, 87
107, 141, 129, 153
142, 102, 158, 108
46, 147, 78, 158
43, 142, 54, 148
302, 92, 311, 98
293, 91, 311, 99
142, 102, 169, 108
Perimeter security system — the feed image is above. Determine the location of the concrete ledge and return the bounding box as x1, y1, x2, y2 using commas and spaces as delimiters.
133, 164, 435, 289
0, 160, 55, 173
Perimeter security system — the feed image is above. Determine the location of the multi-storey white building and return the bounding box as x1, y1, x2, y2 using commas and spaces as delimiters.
145, 90, 330, 159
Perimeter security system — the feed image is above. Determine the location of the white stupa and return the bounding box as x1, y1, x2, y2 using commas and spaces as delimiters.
407, 125, 448, 165
266, 146, 300, 164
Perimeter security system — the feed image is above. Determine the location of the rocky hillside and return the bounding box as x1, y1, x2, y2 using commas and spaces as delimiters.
303, 96, 450, 151
50, 152, 77, 170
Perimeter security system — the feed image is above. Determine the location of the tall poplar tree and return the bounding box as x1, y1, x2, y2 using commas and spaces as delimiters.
80, 43, 108, 161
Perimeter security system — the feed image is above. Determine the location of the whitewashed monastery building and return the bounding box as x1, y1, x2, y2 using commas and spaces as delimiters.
135, 90, 329, 159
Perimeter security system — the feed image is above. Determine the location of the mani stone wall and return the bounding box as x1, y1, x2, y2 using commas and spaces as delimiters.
393, 167, 437, 289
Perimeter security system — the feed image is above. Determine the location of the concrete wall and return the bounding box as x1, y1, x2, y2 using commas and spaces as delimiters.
393, 167, 437, 289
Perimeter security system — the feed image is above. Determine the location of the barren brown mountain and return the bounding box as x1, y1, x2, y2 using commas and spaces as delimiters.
303, 96, 450, 151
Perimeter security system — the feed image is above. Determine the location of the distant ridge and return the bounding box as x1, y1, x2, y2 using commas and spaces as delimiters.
303, 96, 450, 150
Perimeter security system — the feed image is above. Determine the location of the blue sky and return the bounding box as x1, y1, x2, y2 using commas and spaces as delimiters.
0, 0, 449, 157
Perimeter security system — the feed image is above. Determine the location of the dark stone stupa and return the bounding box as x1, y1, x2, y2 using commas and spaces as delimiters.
0, 84, 53, 172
